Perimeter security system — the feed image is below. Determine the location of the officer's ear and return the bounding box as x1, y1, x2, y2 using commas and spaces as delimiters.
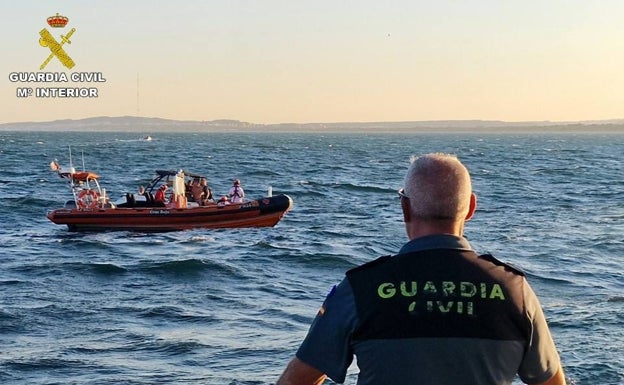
465, 193, 477, 221
401, 195, 411, 223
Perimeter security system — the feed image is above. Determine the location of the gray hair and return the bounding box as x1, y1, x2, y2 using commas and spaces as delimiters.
403, 153, 472, 221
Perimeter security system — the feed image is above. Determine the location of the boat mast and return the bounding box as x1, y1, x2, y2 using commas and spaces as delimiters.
68, 145, 73, 170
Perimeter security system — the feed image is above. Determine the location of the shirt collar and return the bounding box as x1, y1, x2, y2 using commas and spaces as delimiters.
398, 234, 473, 255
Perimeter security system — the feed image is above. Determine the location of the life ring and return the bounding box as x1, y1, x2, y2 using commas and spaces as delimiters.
77, 189, 99, 209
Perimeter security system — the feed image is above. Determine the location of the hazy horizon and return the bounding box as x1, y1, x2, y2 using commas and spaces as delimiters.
2, 115, 623, 134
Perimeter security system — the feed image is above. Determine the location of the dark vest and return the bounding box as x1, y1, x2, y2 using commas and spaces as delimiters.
346, 249, 530, 342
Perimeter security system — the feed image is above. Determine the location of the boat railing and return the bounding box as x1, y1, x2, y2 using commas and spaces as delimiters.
69, 175, 109, 210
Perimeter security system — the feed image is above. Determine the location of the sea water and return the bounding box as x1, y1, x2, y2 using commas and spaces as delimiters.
0, 131, 622, 384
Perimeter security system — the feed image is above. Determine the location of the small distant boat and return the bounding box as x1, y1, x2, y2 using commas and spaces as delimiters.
141, 135, 152, 141
47, 161, 293, 232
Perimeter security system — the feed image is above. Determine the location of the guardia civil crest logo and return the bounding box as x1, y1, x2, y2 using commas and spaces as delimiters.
39, 13, 76, 70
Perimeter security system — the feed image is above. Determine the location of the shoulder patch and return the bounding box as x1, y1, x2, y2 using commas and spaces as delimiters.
317, 285, 337, 317
478, 253, 525, 276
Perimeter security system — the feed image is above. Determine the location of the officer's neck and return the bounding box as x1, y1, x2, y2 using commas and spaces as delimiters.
405, 218, 465, 240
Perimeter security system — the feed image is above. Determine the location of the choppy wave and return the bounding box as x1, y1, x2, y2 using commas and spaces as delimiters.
139, 258, 242, 277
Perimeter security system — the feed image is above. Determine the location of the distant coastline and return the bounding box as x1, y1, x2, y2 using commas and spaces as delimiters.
1, 116, 624, 133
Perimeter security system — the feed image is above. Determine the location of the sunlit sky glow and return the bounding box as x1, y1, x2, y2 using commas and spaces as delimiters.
2, 0, 624, 124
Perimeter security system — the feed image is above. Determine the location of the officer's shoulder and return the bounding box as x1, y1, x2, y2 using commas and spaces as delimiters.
478, 253, 525, 276
347, 255, 393, 276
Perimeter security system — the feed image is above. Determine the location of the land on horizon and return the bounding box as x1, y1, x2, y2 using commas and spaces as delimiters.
1, 116, 624, 133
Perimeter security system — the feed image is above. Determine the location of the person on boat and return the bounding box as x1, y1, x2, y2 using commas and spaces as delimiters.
185, 179, 192, 200
154, 184, 168, 205
135, 185, 152, 206
188, 178, 202, 203
217, 195, 230, 207
228, 179, 245, 203
277, 153, 566, 385
138, 185, 152, 200
200, 178, 214, 205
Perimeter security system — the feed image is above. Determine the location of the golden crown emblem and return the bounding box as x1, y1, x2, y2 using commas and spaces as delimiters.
47, 13, 69, 28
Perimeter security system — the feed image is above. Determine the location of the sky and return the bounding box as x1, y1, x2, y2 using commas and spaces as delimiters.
2, 0, 624, 124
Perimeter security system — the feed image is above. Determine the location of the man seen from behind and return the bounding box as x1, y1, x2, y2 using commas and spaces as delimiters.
277, 153, 566, 385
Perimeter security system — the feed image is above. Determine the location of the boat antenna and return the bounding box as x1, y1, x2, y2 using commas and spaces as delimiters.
81, 151, 86, 171
68, 145, 73, 169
